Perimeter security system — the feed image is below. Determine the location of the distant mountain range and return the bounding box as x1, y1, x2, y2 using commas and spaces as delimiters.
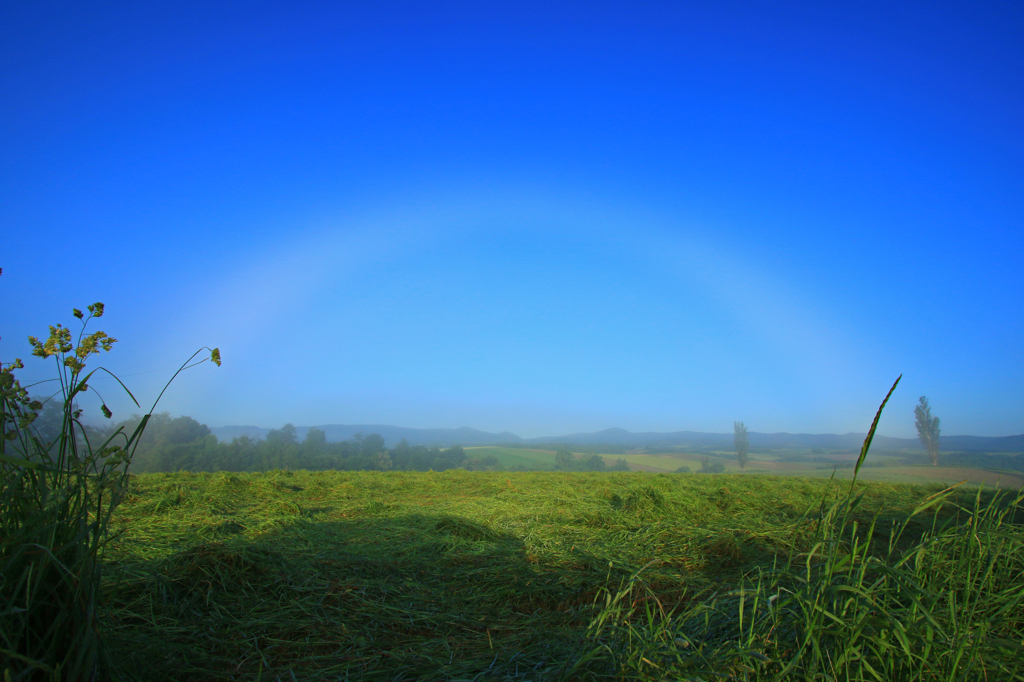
208, 423, 1024, 453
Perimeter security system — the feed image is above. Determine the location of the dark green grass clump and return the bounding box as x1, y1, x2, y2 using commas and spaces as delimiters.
97, 469, 1021, 681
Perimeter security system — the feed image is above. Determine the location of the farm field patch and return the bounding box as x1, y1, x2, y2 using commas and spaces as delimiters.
464, 446, 557, 468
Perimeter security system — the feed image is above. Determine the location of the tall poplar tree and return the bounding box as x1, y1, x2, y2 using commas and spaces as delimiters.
734, 421, 750, 471
915, 396, 941, 466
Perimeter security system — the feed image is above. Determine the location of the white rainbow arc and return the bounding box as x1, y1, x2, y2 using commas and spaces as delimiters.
156, 188, 877, 430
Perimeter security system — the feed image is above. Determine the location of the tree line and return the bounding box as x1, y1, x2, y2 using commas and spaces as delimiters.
116, 414, 503, 473
26, 402, 636, 474
23, 402, 496, 473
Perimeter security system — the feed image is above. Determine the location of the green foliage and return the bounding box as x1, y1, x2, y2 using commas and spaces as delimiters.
122, 427, 481, 474
463, 453, 501, 470
552, 446, 611, 472
611, 457, 631, 472
1, 300, 218, 681
915, 395, 941, 466
302, 426, 326, 447
2, 303, 128, 680
735, 420, 750, 470
266, 422, 297, 444
554, 445, 575, 470
699, 456, 727, 473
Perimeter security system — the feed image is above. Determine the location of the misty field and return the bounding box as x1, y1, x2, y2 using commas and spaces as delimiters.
466, 446, 1024, 487
98, 470, 1024, 681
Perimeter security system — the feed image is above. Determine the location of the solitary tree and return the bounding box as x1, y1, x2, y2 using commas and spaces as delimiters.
915, 396, 941, 466
734, 421, 750, 471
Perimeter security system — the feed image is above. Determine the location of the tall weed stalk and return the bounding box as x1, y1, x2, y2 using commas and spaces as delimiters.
1, 301, 219, 680
578, 376, 1024, 681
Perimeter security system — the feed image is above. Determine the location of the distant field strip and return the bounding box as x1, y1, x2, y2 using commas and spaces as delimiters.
465, 447, 1024, 486
464, 445, 557, 468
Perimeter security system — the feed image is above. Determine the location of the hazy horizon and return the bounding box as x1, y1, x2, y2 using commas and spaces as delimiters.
98, 413, 1023, 442
4, 2, 1022, 440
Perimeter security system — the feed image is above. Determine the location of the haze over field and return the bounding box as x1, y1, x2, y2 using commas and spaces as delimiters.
207, 423, 1024, 453
3, 2, 1022, 439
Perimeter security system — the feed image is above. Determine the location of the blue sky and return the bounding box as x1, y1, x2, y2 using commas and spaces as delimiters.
2, 1, 1022, 438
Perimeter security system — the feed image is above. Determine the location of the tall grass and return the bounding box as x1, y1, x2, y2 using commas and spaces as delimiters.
1, 302, 218, 680
578, 376, 1024, 680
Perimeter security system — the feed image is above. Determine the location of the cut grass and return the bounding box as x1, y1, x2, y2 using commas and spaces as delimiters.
99, 470, 1018, 680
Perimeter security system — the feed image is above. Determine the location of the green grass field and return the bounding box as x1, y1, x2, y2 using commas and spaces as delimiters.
465, 446, 560, 468
98, 469, 1024, 680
